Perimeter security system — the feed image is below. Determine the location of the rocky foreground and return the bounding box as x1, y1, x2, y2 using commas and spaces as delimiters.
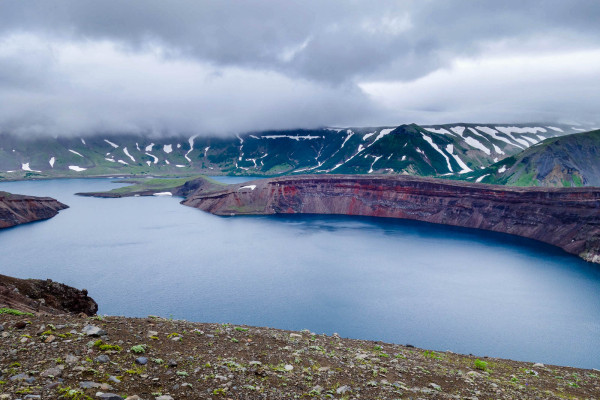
182, 174, 600, 263
1, 275, 599, 400
1, 313, 600, 400
0, 192, 68, 229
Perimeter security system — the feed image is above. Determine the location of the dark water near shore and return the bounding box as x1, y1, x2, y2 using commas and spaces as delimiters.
0, 178, 599, 369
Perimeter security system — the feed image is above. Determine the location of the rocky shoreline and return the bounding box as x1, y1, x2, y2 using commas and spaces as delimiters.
0, 192, 68, 229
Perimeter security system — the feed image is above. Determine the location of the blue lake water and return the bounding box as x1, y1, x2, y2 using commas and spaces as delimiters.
0, 177, 599, 369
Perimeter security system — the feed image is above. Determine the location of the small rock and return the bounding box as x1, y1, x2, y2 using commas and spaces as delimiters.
311, 385, 324, 394
429, 383, 442, 391
14, 321, 27, 329
82, 325, 107, 337
108, 375, 121, 383
100, 383, 114, 391
44, 382, 61, 390
289, 333, 302, 338
66, 354, 80, 364
249, 360, 262, 365
40, 367, 62, 378
24, 395, 42, 399
533, 362, 545, 368
124, 396, 142, 400
96, 393, 123, 400
135, 357, 148, 365
167, 360, 178, 368
0, 324, 4, 332
10, 373, 30, 381
80, 381, 101, 389
147, 330, 158, 337
95, 354, 110, 363
45, 334, 56, 343
336, 385, 351, 394
284, 364, 293, 371
155, 396, 174, 400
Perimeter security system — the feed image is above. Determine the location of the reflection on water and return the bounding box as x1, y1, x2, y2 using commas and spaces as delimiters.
0, 178, 598, 369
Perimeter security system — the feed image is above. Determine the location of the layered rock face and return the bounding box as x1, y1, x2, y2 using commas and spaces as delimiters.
183, 175, 600, 263
0, 192, 68, 229
0, 274, 98, 315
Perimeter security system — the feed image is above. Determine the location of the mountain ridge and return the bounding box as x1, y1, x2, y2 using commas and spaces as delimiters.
0, 123, 589, 182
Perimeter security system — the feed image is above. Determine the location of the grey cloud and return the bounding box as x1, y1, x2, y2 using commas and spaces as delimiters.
2, 1, 599, 83
0, 0, 599, 136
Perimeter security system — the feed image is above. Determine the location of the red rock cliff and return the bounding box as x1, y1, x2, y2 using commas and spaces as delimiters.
182, 175, 600, 263
0, 192, 68, 229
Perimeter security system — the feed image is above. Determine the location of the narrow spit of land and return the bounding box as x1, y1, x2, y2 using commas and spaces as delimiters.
1, 312, 599, 400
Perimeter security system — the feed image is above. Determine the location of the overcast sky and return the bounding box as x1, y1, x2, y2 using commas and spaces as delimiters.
1, 0, 599, 136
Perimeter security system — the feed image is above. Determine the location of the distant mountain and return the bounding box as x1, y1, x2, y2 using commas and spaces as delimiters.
0, 123, 588, 180
468, 129, 600, 187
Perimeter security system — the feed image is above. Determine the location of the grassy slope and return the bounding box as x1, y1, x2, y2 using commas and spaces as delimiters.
465, 130, 600, 187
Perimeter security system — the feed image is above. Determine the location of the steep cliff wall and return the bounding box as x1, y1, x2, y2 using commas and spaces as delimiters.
0, 192, 68, 229
182, 175, 600, 263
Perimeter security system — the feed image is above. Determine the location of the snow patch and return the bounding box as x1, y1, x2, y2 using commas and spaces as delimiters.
362, 131, 376, 141
145, 143, 154, 152
368, 156, 383, 173
68, 165, 86, 172
118, 160, 128, 165
49, 157, 55, 168
153, 192, 172, 196
445, 145, 472, 173
450, 126, 465, 136
424, 127, 452, 135
69, 149, 84, 157
123, 147, 136, 163
175, 164, 185, 168
498, 165, 507, 173
476, 174, 489, 183
341, 130, 354, 148
496, 126, 547, 135
475, 126, 520, 148
372, 128, 394, 144
463, 137, 491, 155
263, 135, 321, 140
80, 138, 86, 145
185, 135, 198, 162
163, 144, 173, 153
105, 158, 116, 162
104, 139, 119, 148
422, 134, 452, 172
21, 163, 41, 172
546, 126, 563, 132
238, 185, 257, 191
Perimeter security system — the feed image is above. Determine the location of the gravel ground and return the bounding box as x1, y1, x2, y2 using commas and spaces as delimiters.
1, 313, 599, 400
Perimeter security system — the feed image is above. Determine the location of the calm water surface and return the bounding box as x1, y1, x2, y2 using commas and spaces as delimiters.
0, 178, 599, 369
